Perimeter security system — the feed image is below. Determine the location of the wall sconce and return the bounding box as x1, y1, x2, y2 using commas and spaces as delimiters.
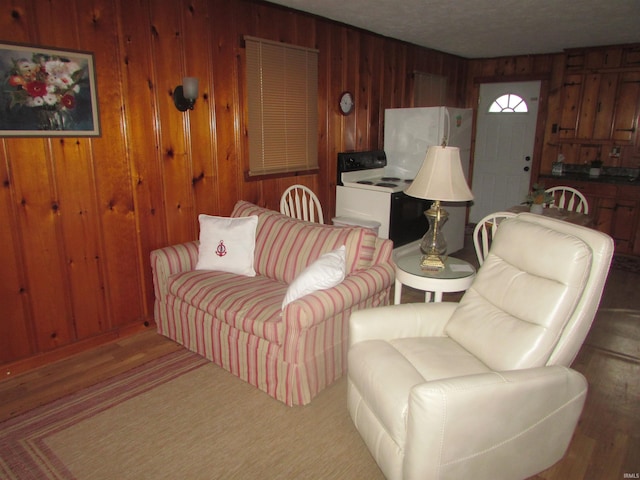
173, 77, 199, 111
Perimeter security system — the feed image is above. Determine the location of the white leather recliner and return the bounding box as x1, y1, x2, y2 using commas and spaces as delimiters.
348, 213, 614, 480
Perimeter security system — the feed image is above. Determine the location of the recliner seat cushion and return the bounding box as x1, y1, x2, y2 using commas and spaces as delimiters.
348, 337, 490, 447
445, 218, 592, 371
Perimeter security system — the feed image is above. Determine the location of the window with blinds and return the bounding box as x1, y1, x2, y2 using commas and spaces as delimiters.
245, 36, 319, 176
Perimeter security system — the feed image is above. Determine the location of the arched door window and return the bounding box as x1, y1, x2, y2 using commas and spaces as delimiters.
488, 93, 528, 113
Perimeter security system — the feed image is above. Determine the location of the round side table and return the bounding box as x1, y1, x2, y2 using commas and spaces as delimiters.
394, 254, 476, 304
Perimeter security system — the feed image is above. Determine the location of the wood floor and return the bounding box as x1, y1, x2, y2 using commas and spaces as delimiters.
1, 236, 639, 479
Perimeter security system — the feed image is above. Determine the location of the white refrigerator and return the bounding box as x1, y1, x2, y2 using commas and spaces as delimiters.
384, 106, 473, 254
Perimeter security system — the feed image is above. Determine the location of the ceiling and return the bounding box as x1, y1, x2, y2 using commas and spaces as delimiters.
265, 0, 640, 59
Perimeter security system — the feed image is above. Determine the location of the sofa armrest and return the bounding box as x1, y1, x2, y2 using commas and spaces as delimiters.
150, 241, 199, 302
282, 261, 395, 331
349, 302, 458, 348
405, 365, 588, 479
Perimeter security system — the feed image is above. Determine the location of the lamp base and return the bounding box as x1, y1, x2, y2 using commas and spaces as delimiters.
420, 253, 445, 271
419, 200, 448, 271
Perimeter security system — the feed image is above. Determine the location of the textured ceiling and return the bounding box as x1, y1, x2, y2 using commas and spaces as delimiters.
265, 0, 640, 59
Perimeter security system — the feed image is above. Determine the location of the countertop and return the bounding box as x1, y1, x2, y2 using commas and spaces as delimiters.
539, 173, 640, 186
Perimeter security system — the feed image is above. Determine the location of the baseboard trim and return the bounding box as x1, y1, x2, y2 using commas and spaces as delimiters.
2, 319, 155, 379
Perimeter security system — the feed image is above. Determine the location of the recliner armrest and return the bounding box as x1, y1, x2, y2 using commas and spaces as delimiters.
349, 302, 458, 347
404, 365, 587, 480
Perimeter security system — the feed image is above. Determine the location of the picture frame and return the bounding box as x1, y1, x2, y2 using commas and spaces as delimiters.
0, 42, 100, 137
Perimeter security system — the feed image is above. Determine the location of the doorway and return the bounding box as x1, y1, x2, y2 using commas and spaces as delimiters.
469, 81, 541, 223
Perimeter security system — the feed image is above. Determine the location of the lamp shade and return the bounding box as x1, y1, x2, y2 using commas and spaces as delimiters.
182, 77, 199, 100
405, 145, 474, 202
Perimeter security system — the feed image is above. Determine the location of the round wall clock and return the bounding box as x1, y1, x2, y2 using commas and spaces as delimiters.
339, 91, 354, 115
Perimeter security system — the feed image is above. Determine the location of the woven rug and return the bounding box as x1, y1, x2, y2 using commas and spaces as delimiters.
0, 349, 383, 480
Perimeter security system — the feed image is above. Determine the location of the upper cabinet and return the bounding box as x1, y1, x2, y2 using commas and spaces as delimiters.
613, 71, 640, 143
558, 45, 640, 146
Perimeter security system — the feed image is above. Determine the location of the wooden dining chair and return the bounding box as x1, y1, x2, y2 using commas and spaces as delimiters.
473, 211, 517, 266
279, 185, 324, 224
545, 186, 589, 214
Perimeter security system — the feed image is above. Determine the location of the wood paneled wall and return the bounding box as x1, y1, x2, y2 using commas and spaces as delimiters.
0, 0, 468, 370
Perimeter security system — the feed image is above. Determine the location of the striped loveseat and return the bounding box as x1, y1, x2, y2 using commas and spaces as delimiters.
151, 200, 395, 405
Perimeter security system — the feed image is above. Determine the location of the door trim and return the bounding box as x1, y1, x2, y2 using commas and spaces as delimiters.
468, 77, 550, 194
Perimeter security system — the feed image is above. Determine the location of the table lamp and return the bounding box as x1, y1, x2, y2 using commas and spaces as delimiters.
405, 143, 474, 270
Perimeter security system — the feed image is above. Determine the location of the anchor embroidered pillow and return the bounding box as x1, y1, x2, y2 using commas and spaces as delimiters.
195, 214, 259, 276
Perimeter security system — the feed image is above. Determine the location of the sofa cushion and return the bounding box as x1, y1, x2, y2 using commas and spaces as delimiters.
195, 214, 258, 276
168, 269, 286, 343
232, 201, 377, 283
282, 245, 346, 309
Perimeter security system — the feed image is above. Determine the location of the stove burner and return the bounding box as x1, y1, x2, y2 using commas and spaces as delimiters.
376, 182, 399, 188
357, 180, 374, 185
381, 177, 401, 182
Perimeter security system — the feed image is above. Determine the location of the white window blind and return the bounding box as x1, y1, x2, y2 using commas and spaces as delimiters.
245, 36, 319, 176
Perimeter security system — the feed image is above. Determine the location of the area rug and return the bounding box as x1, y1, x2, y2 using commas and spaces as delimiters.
0, 349, 383, 480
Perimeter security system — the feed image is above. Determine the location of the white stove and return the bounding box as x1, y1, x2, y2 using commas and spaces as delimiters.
335, 150, 430, 247
340, 168, 414, 194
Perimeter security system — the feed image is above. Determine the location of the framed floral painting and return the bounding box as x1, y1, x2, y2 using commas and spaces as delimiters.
0, 42, 100, 137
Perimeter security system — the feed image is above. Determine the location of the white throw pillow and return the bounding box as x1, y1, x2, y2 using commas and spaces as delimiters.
195, 214, 258, 277
282, 245, 346, 309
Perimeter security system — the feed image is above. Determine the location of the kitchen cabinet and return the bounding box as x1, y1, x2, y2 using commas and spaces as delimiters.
585, 47, 623, 70
558, 46, 640, 146
558, 74, 581, 140
539, 176, 640, 255
622, 46, 640, 68
612, 72, 640, 144
577, 72, 618, 140
558, 72, 639, 144
566, 45, 631, 71
615, 185, 640, 253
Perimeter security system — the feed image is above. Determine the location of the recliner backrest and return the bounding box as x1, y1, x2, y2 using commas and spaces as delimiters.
445, 213, 613, 371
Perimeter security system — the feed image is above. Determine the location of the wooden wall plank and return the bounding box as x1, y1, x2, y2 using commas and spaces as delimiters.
50, 137, 107, 338
0, 141, 33, 362
183, 0, 218, 220
117, 0, 167, 313
76, 0, 145, 329
317, 20, 335, 214
149, 0, 196, 245
356, 34, 373, 150
209, 0, 244, 214
0, 0, 35, 42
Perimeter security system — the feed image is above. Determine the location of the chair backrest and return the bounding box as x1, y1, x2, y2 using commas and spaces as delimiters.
280, 185, 324, 224
545, 186, 589, 214
472, 211, 517, 266
445, 213, 613, 371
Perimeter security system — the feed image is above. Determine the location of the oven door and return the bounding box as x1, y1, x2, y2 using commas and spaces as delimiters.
389, 192, 432, 248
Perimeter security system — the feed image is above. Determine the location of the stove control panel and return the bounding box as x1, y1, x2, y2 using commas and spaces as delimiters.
337, 150, 387, 184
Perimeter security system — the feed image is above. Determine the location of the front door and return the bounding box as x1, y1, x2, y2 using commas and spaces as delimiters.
469, 81, 541, 223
